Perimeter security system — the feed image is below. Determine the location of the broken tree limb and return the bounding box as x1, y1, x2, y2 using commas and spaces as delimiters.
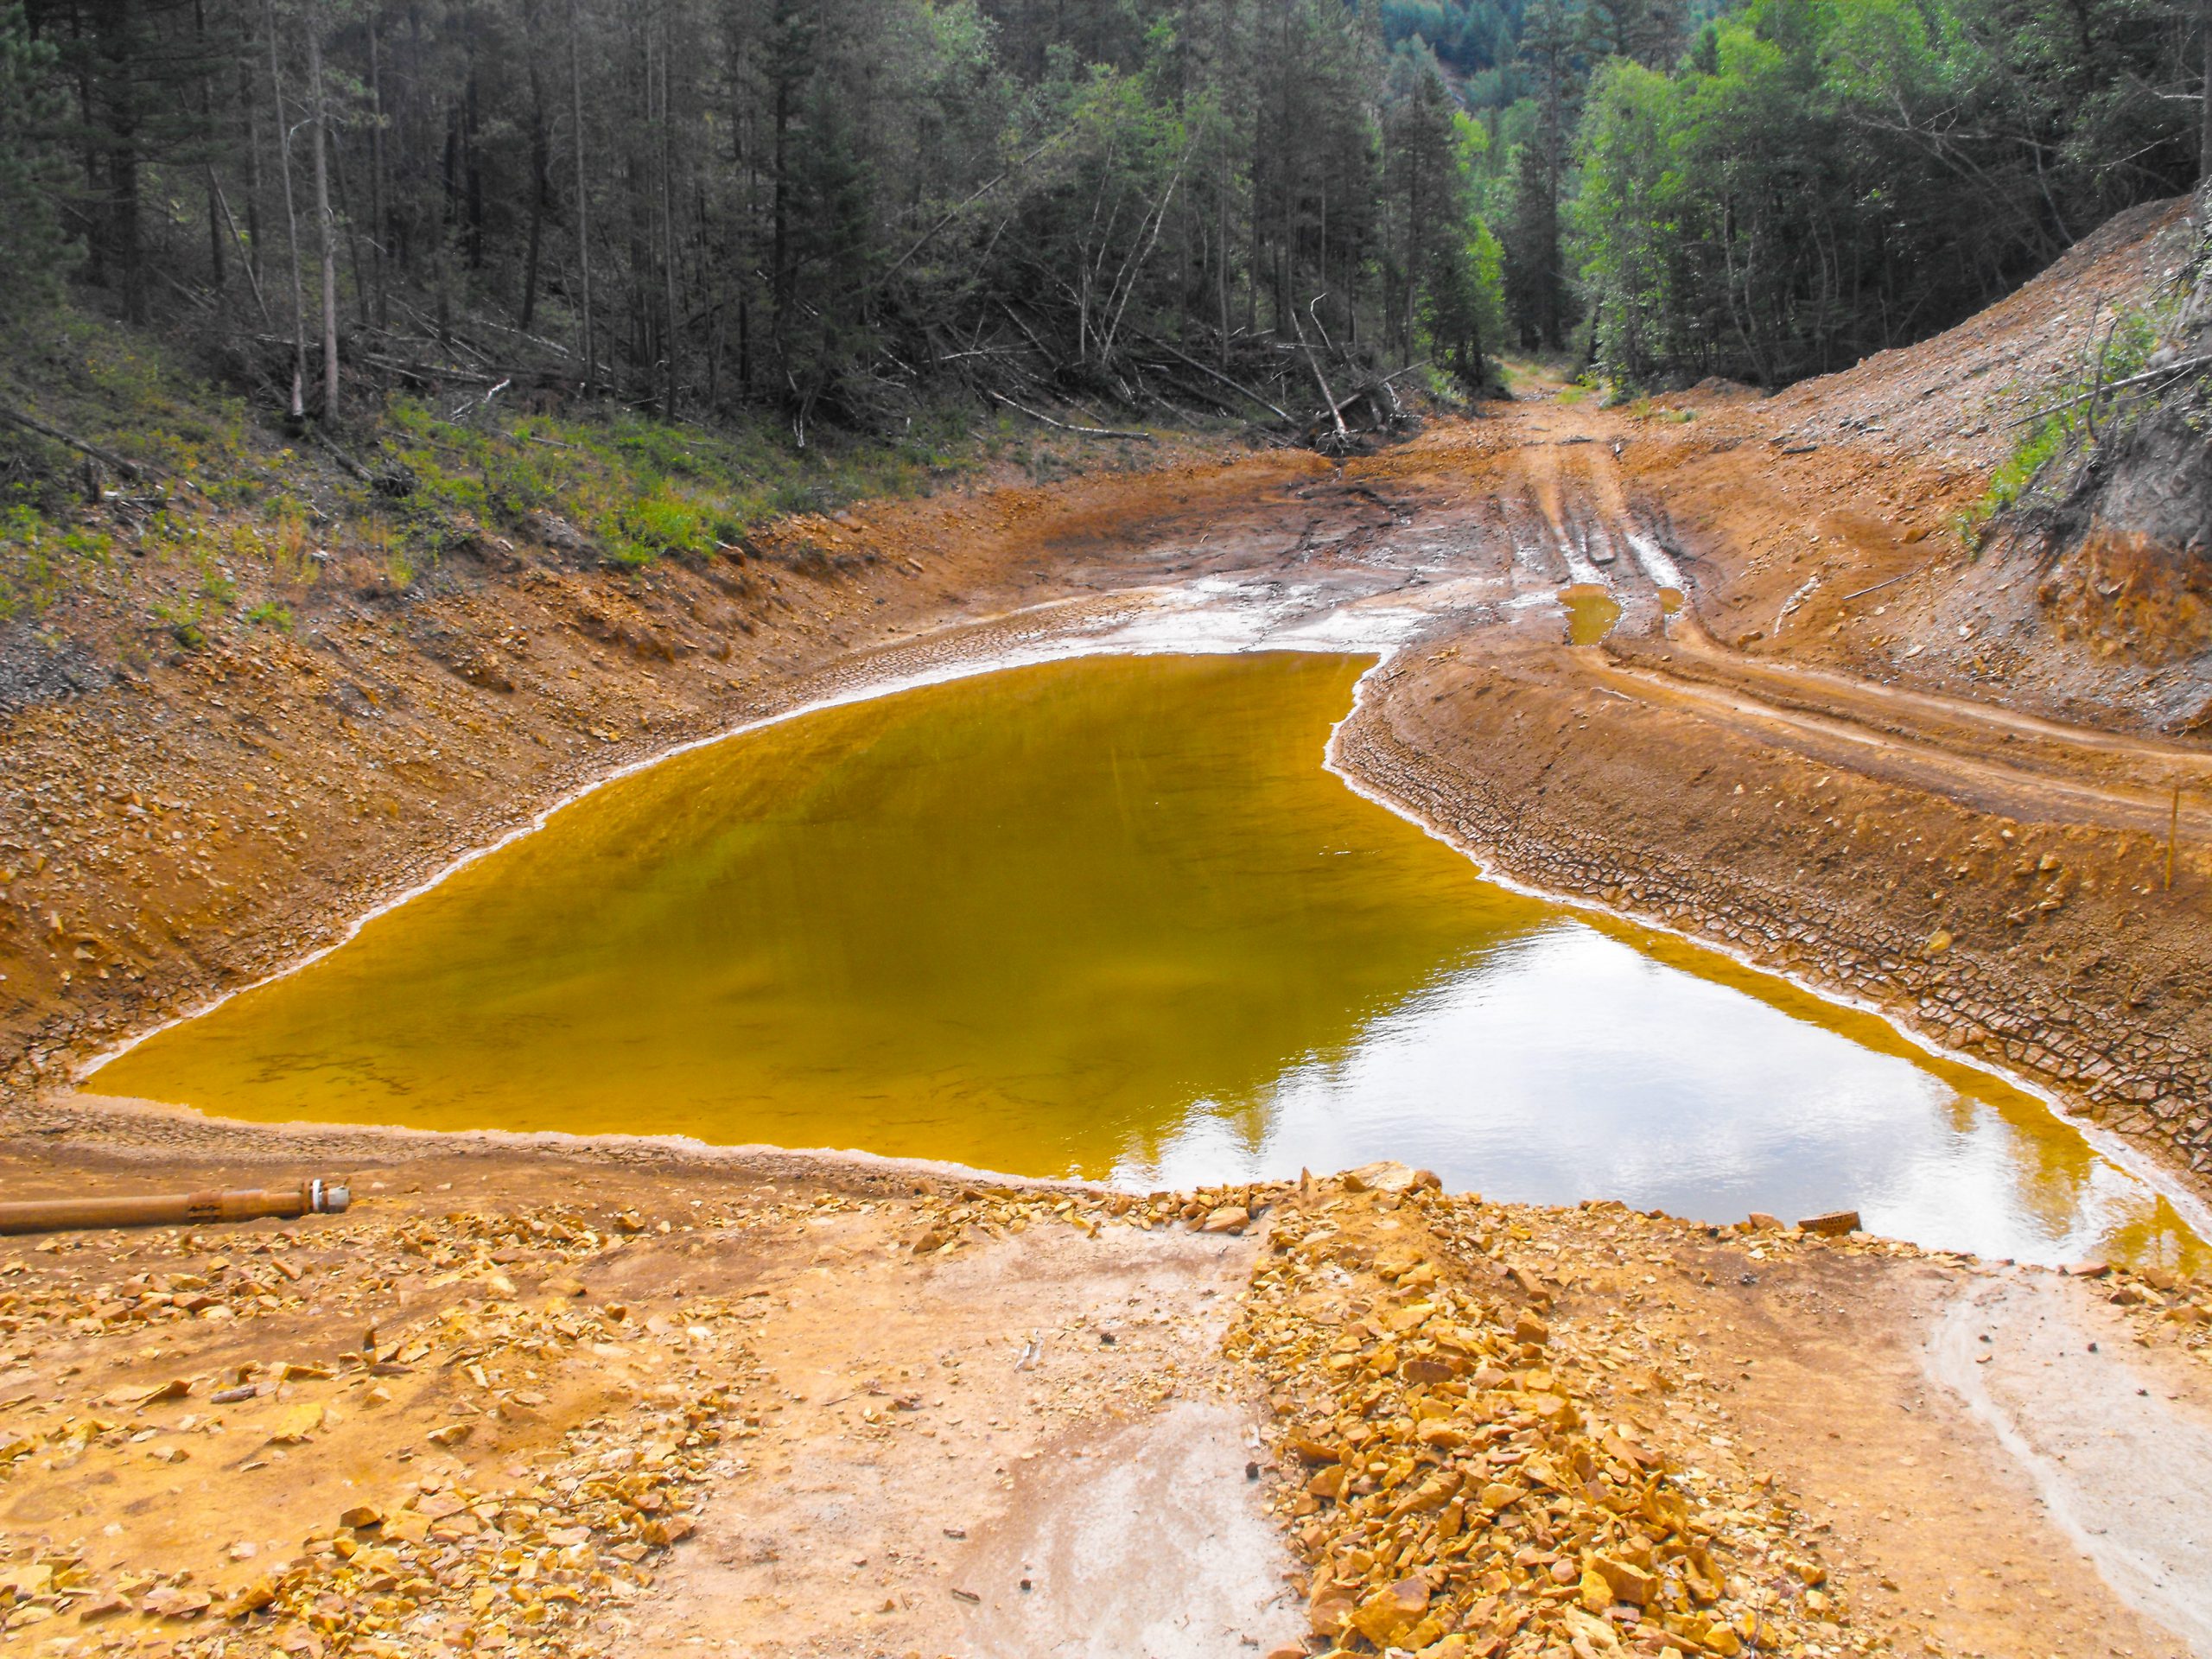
1316, 359, 1433, 429
356, 351, 496, 383
2004, 354, 2212, 426
997, 301, 1061, 371
0, 403, 152, 482
1288, 307, 1350, 448
307, 422, 376, 483
1134, 362, 1250, 418
1306, 294, 1343, 362
448, 376, 512, 422
1838, 566, 1927, 603
986, 390, 1156, 441
207, 168, 273, 325
1135, 333, 1294, 422
1097, 157, 1187, 364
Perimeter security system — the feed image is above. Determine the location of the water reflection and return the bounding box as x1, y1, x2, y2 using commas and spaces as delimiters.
1122, 925, 2202, 1271
1560, 586, 1623, 645
92, 652, 2203, 1270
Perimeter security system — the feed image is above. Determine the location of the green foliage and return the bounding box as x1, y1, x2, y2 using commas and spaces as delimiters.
365, 397, 983, 573
151, 594, 209, 650
1382, 49, 1509, 384
1572, 0, 2200, 388
0, 308, 251, 516
4, 0, 2198, 439
1980, 419, 2072, 519
0, 505, 111, 620
0, 3, 73, 321
610, 487, 715, 566
1382, 0, 1517, 76
1973, 306, 2160, 524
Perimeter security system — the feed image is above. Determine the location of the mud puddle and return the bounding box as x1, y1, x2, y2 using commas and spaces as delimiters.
84, 650, 2204, 1272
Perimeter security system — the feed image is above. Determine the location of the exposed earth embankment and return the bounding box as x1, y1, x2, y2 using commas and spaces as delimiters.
3, 196, 2212, 1658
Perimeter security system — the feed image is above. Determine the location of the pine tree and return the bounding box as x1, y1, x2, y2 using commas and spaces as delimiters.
1500, 0, 1575, 349
0, 2, 73, 318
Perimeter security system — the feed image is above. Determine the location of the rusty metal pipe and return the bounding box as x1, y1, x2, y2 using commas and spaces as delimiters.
0, 1179, 351, 1236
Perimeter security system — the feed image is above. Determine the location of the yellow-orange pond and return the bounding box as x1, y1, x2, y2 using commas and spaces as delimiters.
92, 652, 2204, 1269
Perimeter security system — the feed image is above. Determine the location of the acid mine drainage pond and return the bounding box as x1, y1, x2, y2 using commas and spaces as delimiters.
89, 649, 2205, 1270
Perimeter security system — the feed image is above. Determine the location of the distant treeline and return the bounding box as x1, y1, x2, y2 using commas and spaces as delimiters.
1573, 0, 2210, 385
0, 0, 1508, 437
0, 0, 2203, 432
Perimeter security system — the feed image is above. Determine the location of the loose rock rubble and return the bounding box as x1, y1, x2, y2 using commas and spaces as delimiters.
2072, 1260, 2212, 1365
3, 1159, 2207, 1659
1231, 1166, 1905, 1659
0, 1184, 835, 1656
0, 1171, 1280, 1658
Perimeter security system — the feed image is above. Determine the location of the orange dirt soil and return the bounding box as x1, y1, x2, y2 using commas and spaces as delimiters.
3, 198, 2211, 1656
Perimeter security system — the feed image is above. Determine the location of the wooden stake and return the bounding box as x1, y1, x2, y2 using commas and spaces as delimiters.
2169, 782, 2182, 891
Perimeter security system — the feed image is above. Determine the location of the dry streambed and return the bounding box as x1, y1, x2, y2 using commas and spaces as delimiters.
0, 1162, 2208, 1659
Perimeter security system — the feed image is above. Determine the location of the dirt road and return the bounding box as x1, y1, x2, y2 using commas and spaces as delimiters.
1323, 385, 2211, 1194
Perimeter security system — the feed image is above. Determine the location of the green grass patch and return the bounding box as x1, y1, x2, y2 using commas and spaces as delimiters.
0, 505, 113, 620
367, 397, 982, 570
1972, 306, 2161, 531
0, 296, 1126, 633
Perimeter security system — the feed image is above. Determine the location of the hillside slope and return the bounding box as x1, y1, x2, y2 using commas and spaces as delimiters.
1336, 194, 2212, 1198
1624, 192, 2203, 733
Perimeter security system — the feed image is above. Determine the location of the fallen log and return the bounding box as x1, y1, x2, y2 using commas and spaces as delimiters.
0, 402, 152, 482
1288, 308, 1351, 449
1135, 333, 1294, 423
987, 390, 1156, 441
2003, 354, 2212, 427
0, 1179, 353, 1236
306, 422, 376, 483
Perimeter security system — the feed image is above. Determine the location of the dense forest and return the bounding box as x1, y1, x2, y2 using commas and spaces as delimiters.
0, 0, 2207, 449
0, 0, 1509, 446
1573, 0, 2212, 385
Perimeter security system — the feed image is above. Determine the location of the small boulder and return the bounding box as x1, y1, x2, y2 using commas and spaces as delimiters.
1797, 1210, 1861, 1237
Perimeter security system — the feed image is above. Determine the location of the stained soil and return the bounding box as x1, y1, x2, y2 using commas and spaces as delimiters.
3, 196, 2212, 1656
3, 1144, 2209, 1659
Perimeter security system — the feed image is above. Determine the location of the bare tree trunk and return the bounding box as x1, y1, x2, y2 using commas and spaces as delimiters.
267, 0, 308, 424
520, 0, 550, 330
91, 0, 146, 323
1290, 303, 1347, 447
770, 0, 793, 335
240, 52, 264, 290
196, 0, 225, 291
2202, 0, 2212, 186
308, 1, 340, 419
329, 136, 372, 330
569, 0, 594, 390
367, 13, 389, 327
657, 14, 679, 421
1216, 134, 1230, 361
